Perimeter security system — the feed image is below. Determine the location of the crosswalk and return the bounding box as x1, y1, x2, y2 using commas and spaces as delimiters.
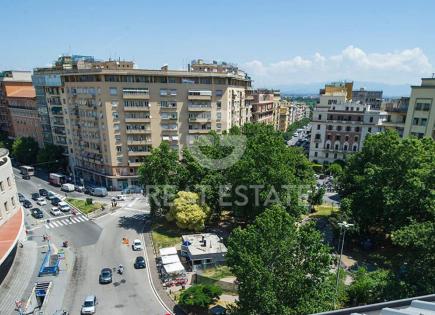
45, 215, 89, 229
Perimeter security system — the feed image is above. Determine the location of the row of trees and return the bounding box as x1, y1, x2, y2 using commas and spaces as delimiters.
283, 117, 311, 140
139, 123, 315, 228
0, 134, 67, 172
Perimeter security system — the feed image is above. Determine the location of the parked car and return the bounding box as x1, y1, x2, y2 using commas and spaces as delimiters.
23, 200, 32, 208
51, 197, 62, 206
132, 239, 142, 251
22, 174, 31, 180
18, 193, 25, 203
36, 197, 47, 206
91, 187, 107, 197
134, 256, 146, 269
115, 195, 126, 201
58, 201, 71, 212
81, 295, 97, 314
99, 268, 112, 284
31, 208, 44, 219
50, 207, 62, 216
39, 188, 48, 196
84, 186, 93, 195
75, 185, 85, 192
31, 193, 40, 201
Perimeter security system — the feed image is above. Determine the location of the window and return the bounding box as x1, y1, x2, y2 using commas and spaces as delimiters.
327, 125, 333, 130
317, 124, 320, 130
315, 134, 321, 140
109, 87, 118, 96
215, 90, 223, 97
327, 135, 332, 140
217, 101, 222, 109
423, 103, 431, 111
334, 153, 338, 159
4, 201, 8, 212
336, 135, 341, 141
421, 118, 427, 126
415, 103, 423, 110
318, 114, 322, 120
315, 143, 319, 148
0, 181, 3, 191
314, 152, 318, 157
413, 118, 419, 125
355, 127, 360, 132
326, 143, 330, 149
337, 126, 342, 131
11, 197, 15, 206
346, 126, 351, 131
335, 144, 339, 150
353, 145, 357, 152
343, 145, 348, 151
354, 136, 359, 142
216, 123, 222, 129
6, 177, 11, 187
325, 153, 329, 158
216, 112, 221, 121
368, 127, 372, 133
369, 117, 374, 123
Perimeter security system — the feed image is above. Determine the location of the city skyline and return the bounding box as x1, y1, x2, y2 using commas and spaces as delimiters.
2, 0, 435, 94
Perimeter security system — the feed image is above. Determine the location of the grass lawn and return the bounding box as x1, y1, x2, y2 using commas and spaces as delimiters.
66, 198, 104, 214
311, 203, 339, 218
202, 266, 234, 280
151, 219, 184, 250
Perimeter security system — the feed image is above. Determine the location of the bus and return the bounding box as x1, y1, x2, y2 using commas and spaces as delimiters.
20, 166, 35, 176
49, 173, 67, 186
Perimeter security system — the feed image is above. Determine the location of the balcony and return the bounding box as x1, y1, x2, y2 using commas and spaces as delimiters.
188, 104, 212, 111
125, 117, 151, 123
188, 128, 211, 134
188, 116, 211, 122
188, 90, 212, 100
122, 89, 149, 99
127, 139, 152, 145
126, 129, 151, 134
128, 151, 151, 157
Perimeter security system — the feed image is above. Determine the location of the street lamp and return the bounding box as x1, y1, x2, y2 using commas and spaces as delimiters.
334, 221, 354, 308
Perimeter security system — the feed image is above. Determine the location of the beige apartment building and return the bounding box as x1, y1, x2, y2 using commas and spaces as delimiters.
35, 57, 252, 190
403, 77, 435, 139
309, 85, 387, 164
381, 97, 409, 137
251, 89, 280, 127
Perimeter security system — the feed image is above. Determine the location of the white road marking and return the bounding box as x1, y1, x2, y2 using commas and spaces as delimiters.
70, 217, 80, 223
51, 221, 59, 227
45, 224, 50, 229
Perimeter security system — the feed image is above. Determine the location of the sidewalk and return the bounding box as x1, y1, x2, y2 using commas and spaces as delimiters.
0, 240, 38, 315
143, 229, 186, 315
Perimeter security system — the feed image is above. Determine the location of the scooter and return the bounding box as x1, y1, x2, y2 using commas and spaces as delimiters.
117, 266, 124, 275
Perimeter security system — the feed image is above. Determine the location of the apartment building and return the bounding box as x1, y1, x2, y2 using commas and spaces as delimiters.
34, 57, 252, 190
381, 97, 409, 137
403, 77, 435, 139
320, 81, 353, 101
251, 89, 280, 127
0, 71, 43, 146
309, 87, 387, 164
352, 88, 383, 109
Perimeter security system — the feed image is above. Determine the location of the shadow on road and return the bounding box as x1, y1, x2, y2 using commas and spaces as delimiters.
117, 213, 151, 233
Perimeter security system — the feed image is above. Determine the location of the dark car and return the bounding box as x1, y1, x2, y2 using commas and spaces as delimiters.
23, 200, 32, 208
99, 268, 112, 284
51, 197, 61, 206
18, 193, 25, 203
39, 188, 48, 196
22, 174, 31, 180
31, 208, 44, 219
84, 186, 92, 195
31, 193, 40, 200
134, 256, 146, 269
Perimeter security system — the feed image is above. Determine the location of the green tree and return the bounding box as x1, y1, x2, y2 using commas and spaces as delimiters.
166, 191, 210, 231
138, 141, 187, 215
346, 267, 391, 306
328, 163, 343, 176
36, 144, 67, 172
178, 284, 223, 314
226, 205, 333, 315
283, 117, 311, 140
11, 137, 39, 165
227, 123, 314, 221
339, 131, 434, 236
310, 186, 325, 205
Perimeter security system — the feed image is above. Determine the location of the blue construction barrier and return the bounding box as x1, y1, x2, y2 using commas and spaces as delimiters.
38, 243, 60, 276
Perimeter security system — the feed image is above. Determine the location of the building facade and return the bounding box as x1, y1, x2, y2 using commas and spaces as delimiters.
381, 97, 409, 137
403, 77, 435, 139
251, 89, 280, 127
34, 57, 252, 190
309, 89, 387, 164
352, 88, 383, 109
0, 148, 23, 276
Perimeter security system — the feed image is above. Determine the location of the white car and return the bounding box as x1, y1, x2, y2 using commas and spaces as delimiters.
132, 239, 142, 251
81, 295, 97, 314
58, 201, 71, 212
36, 197, 47, 206
50, 207, 62, 216
115, 195, 126, 201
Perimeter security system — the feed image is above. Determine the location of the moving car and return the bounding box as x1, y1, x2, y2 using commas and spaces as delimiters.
23, 199, 32, 208
31, 193, 40, 200
39, 188, 48, 196
36, 197, 47, 206
50, 207, 62, 216
75, 185, 85, 192
132, 239, 142, 251
51, 197, 62, 206
22, 174, 31, 180
81, 295, 97, 314
99, 268, 112, 284
58, 201, 71, 212
115, 195, 126, 201
18, 193, 25, 203
46, 191, 56, 200
31, 208, 44, 219
134, 256, 146, 269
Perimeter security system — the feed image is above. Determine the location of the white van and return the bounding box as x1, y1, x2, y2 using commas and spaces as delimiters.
61, 183, 75, 192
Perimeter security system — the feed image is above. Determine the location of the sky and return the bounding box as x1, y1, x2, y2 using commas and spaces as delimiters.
2, 0, 435, 94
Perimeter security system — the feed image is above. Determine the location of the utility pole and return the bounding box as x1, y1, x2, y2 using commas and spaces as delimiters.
334, 221, 354, 308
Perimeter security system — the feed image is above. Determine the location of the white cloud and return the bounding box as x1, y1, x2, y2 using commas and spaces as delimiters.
244, 46, 433, 86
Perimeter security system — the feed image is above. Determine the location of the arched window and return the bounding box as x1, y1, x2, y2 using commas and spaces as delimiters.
353, 144, 358, 152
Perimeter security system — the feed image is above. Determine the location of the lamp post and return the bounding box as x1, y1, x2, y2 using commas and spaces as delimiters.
334, 221, 354, 308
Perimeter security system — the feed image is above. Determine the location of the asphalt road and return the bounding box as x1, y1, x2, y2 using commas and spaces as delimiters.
64, 201, 168, 315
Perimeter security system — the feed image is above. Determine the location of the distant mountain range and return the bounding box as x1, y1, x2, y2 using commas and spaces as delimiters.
274, 81, 413, 98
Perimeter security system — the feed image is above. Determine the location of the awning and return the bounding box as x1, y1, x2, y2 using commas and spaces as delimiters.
159, 247, 177, 256
163, 262, 185, 274
161, 254, 180, 265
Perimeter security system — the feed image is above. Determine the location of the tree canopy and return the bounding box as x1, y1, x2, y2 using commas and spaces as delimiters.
178, 284, 222, 313
11, 137, 39, 165
226, 205, 333, 315
36, 144, 67, 172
